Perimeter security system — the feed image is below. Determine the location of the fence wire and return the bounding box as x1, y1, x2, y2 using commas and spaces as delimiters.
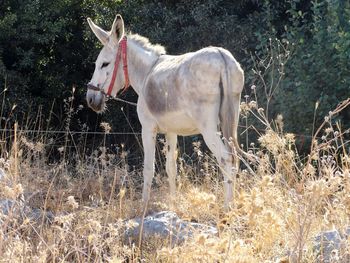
0, 129, 141, 135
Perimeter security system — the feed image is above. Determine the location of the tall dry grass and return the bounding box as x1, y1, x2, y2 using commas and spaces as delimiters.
0, 93, 348, 262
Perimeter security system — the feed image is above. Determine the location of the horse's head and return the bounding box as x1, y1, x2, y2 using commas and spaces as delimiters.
86, 14, 126, 112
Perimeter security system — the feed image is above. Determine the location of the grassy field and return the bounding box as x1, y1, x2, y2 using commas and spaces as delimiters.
0, 98, 350, 262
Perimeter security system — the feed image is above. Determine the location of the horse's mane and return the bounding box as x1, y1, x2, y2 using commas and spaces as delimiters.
128, 34, 166, 55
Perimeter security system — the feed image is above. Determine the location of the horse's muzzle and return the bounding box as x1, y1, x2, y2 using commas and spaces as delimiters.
86, 89, 106, 113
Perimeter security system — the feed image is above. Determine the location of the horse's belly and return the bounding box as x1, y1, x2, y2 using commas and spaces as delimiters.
156, 112, 199, 136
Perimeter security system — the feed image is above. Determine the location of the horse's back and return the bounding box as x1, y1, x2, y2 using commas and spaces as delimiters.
141, 46, 242, 125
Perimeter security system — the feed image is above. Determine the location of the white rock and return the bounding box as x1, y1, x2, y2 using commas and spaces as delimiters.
125, 211, 218, 245
314, 230, 347, 263
0, 168, 5, 181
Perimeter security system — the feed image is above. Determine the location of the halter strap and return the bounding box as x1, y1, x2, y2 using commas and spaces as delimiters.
106, 36, 130, 96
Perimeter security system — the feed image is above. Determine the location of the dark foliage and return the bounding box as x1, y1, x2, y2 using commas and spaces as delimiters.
0, 0, 349, 156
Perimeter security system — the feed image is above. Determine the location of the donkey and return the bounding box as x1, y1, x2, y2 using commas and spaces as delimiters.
86, 14, 244, 209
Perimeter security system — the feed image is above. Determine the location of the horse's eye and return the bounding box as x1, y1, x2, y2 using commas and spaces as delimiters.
101, 62, 110, 69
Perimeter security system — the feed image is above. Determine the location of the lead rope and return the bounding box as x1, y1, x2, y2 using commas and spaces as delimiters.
111, 97, 137, 106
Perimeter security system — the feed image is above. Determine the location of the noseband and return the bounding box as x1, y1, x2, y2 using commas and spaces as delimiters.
88, 36, 130, 97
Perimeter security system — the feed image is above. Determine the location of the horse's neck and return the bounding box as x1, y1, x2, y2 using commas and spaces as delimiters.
127, 39, 159, 95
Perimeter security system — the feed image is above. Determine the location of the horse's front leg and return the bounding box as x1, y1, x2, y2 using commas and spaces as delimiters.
141, 127, 156, 203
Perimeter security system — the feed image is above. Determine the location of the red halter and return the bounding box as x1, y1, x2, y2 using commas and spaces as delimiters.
106, 36, 130, 96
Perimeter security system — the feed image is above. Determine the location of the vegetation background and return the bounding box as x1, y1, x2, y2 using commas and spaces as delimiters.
1, 0, 349, 157
0, 1, 350, 262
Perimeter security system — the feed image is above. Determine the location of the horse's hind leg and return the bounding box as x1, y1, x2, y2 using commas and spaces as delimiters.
200, 128, 236, 210
166, 133, 177, 196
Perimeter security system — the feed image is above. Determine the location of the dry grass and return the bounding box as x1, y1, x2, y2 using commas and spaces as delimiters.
0, 68, 349, 262
0, 99, 349, 262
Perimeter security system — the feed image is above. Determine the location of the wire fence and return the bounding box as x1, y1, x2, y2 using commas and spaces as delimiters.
0, 127, 204, 169
0, 127, 190, 167
1, 125, 349, 171
0, 128, 141, 135
0, 127, 144, 162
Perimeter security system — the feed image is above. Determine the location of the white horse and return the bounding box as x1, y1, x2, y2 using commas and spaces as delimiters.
86, 15, 244, 209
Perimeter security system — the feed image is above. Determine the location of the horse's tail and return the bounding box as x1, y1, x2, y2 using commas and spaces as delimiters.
218, 49, 257, 163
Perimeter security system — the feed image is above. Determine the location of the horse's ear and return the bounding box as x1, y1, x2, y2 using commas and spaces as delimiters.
87, 18, 109, 45
110, 14, 124, 43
